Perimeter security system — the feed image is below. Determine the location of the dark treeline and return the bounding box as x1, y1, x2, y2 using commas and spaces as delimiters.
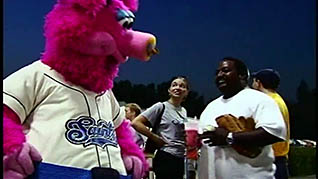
113, 80, 206, 118
285, 80, 316, 141
113, 79, 316, 140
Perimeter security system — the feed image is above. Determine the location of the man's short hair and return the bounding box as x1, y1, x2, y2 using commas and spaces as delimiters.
252, 69, 281, 90
222, 57, 250, 81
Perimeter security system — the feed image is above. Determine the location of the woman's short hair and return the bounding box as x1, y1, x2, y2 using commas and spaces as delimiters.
125, 103, 142, 116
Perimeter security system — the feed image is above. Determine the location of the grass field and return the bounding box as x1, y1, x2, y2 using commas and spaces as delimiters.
288, 146, 316, 177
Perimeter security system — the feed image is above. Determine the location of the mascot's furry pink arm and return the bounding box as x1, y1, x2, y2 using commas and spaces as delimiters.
3, 0, 158, 178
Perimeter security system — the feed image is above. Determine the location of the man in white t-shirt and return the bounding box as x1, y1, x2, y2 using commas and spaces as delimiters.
198, 57, 287, 179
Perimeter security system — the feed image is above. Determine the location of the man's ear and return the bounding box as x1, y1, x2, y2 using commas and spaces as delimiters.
239, 69, 250, 81
256, 79, 263, 88
253, 79, 263, 89
238, 74, 249, 87
238, 74, 247, 80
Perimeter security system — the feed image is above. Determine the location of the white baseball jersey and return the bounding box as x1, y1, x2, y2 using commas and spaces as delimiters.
3, 60, 127, 175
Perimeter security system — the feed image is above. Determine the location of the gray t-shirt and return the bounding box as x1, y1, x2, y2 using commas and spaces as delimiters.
141, 101, 187, 158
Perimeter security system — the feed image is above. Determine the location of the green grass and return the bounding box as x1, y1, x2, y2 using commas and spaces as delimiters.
288, 146, 316, 176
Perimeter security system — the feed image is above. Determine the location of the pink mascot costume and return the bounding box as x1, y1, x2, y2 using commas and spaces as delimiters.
3, 0, 158, 178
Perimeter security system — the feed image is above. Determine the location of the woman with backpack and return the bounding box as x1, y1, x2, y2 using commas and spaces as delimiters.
132, 76, 190, 179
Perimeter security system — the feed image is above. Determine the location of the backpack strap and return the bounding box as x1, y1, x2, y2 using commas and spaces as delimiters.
152, 102, 165, 134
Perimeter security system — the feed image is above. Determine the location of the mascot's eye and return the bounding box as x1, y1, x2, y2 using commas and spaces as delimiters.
118, 18, 134, 29
126, 10, 135, 19
116, 9, 135, 29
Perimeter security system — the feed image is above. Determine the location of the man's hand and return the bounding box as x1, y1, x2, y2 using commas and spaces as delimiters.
3, 142, 42, 179
199, 127, 229, 146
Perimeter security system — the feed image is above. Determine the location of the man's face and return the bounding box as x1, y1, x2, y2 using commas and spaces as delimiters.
215, 60, 241, 94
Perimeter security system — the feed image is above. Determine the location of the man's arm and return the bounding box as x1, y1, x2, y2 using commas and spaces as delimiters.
199, 127, 283, 147
233, 127, 284, 146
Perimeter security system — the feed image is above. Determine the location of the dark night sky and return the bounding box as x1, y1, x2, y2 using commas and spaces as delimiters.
4, 0, 316, 103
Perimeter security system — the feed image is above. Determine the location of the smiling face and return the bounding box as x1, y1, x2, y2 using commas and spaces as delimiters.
215, 60, 244, 98
168, 77, 189, 101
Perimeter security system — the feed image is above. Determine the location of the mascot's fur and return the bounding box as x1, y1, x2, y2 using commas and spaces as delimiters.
3, 0, 158, 178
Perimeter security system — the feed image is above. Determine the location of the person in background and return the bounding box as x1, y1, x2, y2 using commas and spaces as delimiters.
252, 69, 290, 179
132, 76, 189, 179
125, 103, 142, 121
198, 57, 287, 179
125, 103, 145, 148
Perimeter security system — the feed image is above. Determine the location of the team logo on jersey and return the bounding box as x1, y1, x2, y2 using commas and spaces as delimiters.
65, 116, 118, 148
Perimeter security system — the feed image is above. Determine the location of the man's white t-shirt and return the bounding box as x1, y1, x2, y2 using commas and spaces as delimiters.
3, 60, 127, 175
198, 88, 286, 179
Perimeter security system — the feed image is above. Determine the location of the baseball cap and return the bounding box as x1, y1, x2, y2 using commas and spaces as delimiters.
252, 69, 280, 90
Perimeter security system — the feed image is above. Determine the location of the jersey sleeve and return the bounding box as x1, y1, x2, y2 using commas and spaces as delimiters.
140, 102, 163, 127
253, 98, 287, 140
108, 90, 125, 129
3, 62, 44, 123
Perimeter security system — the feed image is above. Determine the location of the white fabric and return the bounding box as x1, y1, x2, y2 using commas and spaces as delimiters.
198, 88, 286, 179
3, 60, 127, 175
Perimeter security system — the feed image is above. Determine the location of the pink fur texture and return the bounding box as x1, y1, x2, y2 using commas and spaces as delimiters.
116, 120, 149, 176
41, 0, 156, 93
122, 0, 138, 11
58, 0, 107, 16
58, 0, 138, 15
4, 143, 42, 178
3, 105, 26, 155
42, 54, 119, 93
4, 0, 156, 177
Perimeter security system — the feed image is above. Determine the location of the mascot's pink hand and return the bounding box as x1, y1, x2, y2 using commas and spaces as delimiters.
116, 120, 149, 178
123, 155, 143, 179
3, 143, 42, 178
3, 169, 25, 179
